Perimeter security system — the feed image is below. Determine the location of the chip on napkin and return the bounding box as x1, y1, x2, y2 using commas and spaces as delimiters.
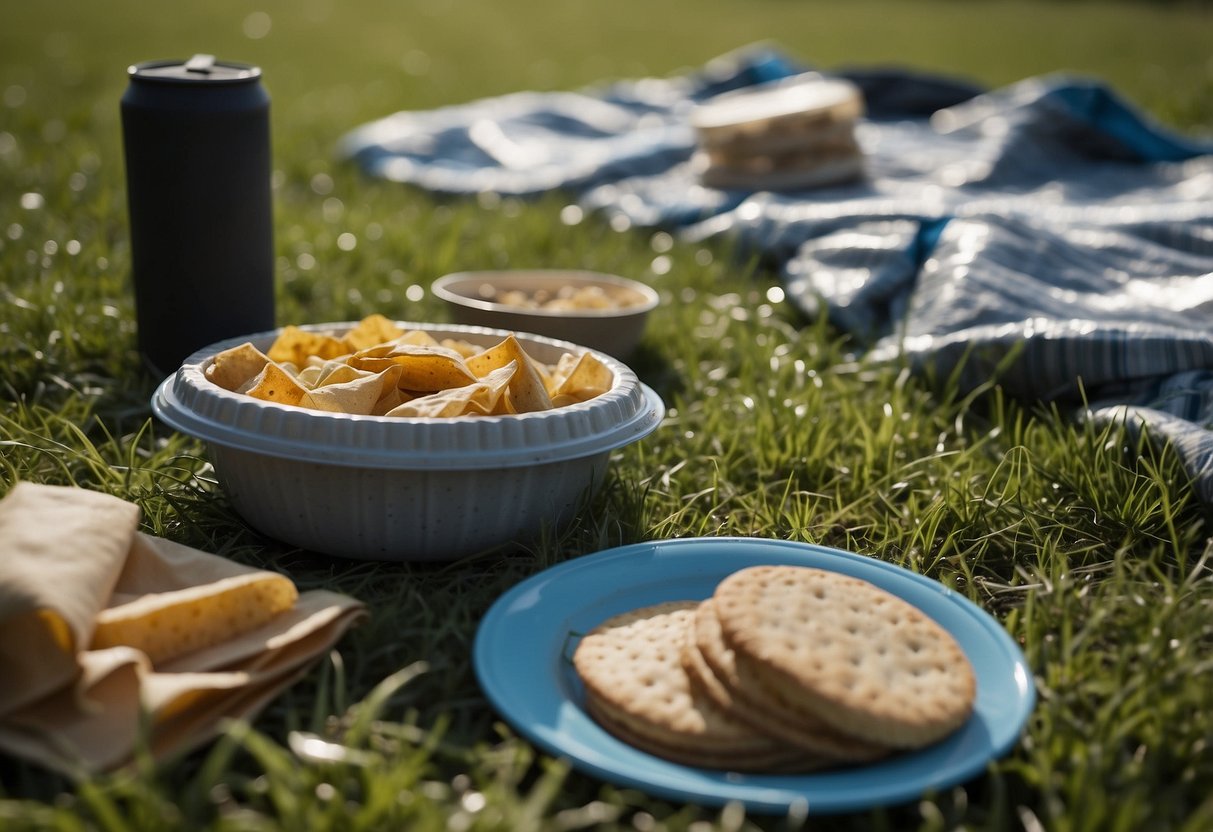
90, 572, 300, 665
0, 482, 366, 774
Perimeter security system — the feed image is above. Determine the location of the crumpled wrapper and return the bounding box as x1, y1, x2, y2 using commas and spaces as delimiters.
0, 482, 367, 774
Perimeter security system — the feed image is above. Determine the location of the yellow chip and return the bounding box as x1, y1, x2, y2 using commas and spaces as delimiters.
344, 355, 395, 376
267, 326, 350, 366
296, 358, 354, 388
204, 342, 270, 392
386, 363, 515, 417
466, 335, 553, 413
396, 329, 441, 347
296, 365, 324, 387
90, 573, 298, 666
551, 351, 615, 403
315, 363, 375, 388
464, 334, 522, 377
372, 387, 412, 416
440, 338, 481, 358
342, 314, 405, 351
242, 362, 310, 407
344, 344, 414, 378
302, 372, 387, 415
364, 343, 479, 391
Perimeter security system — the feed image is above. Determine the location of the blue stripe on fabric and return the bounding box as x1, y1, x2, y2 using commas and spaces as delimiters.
1048, 83, 1213, 163
339, 43, 1213, 504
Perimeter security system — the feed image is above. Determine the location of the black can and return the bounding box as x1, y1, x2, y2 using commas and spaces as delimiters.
121, 54, 275, 376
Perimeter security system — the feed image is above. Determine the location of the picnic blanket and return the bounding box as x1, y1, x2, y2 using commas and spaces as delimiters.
339, 44, 1213, 504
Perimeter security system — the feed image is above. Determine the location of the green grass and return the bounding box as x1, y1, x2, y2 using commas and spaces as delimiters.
3, 0, 1213, 829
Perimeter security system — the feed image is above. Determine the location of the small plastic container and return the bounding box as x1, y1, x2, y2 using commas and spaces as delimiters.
432, 271, 659, 359
151, 322, 665, 561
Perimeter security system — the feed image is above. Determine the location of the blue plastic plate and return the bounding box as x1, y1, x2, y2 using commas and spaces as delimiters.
473, 537, 1034, 815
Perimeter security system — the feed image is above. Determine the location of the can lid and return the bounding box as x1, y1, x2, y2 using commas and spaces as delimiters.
128, 54, 261, 84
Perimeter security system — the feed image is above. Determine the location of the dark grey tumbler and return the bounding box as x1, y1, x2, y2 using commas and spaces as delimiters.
121, 54, 275, 376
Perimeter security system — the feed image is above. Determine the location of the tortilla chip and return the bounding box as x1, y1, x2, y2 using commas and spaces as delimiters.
386, 363, 515, 418
295, 364, 324, 387
550, 352, 614, 403
396, 330, 441, 347
314, 363, 375, 388
349, 339, 481, 386
267, 326, 350, 366
440, 338, 481, 358
296, 358, 354, 388
241, 362, 309, 407
204, 342, 270, 392
342, 314, 405, 350
371, 387, 411, 416
375, 344, 479, 391
344, 355, 396, 376
302, 372, 386, 415
466, 335, 553, 413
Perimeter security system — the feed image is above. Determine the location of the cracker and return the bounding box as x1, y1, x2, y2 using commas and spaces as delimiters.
584, 693, 820, 773
572, 601, 806, 767
713, 565, 976, 749
684, 598, 888, 762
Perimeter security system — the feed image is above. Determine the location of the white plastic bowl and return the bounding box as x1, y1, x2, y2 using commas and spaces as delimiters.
432, 270, 659, 358
151, 321, 664, 561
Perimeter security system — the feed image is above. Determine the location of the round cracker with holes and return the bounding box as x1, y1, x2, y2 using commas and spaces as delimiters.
682, 598, 888, 763
572, 600, 812, 769
713, 565, 976, 749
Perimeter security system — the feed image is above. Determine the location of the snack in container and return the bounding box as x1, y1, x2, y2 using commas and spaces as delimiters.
151, 318, 664, 561
432, 270, 659, 359
690, 73, 866, 191
200, 314, 614, 417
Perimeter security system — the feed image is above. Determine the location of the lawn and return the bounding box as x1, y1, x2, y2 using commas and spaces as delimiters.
3, 0, 1213, 829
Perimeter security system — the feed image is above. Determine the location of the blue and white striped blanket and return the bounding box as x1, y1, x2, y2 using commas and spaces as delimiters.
340, 45, 1213, 503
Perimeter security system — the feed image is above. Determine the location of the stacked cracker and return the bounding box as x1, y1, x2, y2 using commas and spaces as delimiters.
691, 74, 865, 192
573, 565, 975, 772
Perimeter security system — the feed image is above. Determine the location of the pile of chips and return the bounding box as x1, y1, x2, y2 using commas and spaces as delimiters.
203, 314, 614, 418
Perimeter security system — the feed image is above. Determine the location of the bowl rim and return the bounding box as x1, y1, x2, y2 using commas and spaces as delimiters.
151, 320, 665, 470
431, 270, 660, 320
